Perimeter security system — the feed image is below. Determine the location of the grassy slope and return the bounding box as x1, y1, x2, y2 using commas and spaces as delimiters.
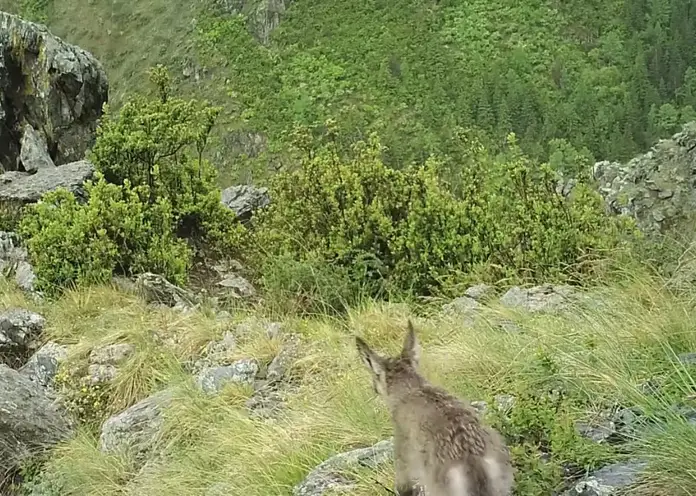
9, 274, 696, 495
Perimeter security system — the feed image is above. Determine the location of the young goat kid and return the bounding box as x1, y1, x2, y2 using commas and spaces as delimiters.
356, 321, 514, 496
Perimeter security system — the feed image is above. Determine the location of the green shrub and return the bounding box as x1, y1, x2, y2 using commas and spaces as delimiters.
485, 388, 616, 495
252, 126, 635, 298
89, 65, 245, 257
19, 175, 191, 294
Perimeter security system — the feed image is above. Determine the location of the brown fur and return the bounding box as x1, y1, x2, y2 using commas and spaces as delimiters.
356, 321, 514, 496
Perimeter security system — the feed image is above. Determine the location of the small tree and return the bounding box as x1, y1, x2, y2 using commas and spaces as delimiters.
89, 65, 243, 255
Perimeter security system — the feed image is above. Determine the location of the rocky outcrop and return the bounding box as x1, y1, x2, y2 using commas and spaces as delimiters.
0, 160, 94, 203
220, 184, 270, 222
0, 231, 37, 292
99, 389, 173, 466
134, 272, 198, 311
594, 121, 696, 236
0, 308, 46, 367
0, 364, 72, 478
561, 460, 647, 496
19, 341, 69, 387
292, 439, 395, 496
0, 12, 108, 172
214, 0, 293, 45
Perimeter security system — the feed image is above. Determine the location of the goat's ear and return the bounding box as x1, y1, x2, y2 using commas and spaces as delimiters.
356, 336, 385, 376
401, 320, 420, 365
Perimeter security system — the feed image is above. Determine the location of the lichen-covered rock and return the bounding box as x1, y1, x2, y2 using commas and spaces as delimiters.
0, 12, 108, 171
246, 333, 302, 418
196, 358, 259, 394
0, 308, 46, 366
85, 343, 135, 384
561, 460, 647, 496
0, 230, 37, 292
217, 274, 256, 298
220, 184, 270, 221
134, 272, 198, 310
292, 439, 397, 496
0, 160, 94, 203
0, 364, 72, 474
19, 124, 56, 172
19, 341, 69, 387
594, 121, 696, 236
266, 333, 301, 382
89, 343, 135, 366
464, 284, 496, 302
441, 295, 480, 326
99, 389, 173, 465
500, 284, 579, 313
191, 332, 238, 374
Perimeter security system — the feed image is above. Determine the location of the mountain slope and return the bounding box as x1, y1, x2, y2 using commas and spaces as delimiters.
4, 0, 696, 183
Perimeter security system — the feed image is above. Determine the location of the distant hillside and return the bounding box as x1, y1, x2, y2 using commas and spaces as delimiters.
4, 0, 696, 184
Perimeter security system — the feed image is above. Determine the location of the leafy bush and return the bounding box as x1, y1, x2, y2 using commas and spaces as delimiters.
252, 125, 635, 298
485, 388, 616, 495
19, 175, 191, 294
89, 65, 244, 257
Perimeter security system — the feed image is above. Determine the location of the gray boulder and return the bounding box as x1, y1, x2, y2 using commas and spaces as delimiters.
19, 124, 56, 173
135, 272, 198, 310
87, 343, 135, 384
0, 231, 37, 292
441, 296, 480, 326
196, 358, 259, 394
292, 439, 398, 496
99, 389, 173, 466
594, 121, 696, 236
19, 341, 69, 387
221, 184, 270, 221
464, 284, 496, 302
217, 274, 256, 298
562, 460, 647, 496
0, 364, 72, 475
0, 12, 108, 171
0, 308, 46, 366
90, 343, 135, 366
500, 284, 579, 313
0, 160, 94, 204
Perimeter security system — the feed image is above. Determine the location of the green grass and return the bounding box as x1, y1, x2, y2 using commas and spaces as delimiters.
9, 272, 696, 495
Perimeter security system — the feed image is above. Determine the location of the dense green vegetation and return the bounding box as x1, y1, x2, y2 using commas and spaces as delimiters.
19, 68, 243, 294
196, 0, 696, 174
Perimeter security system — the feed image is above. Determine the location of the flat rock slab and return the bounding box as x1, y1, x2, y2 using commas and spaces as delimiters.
0, 161, 94, 203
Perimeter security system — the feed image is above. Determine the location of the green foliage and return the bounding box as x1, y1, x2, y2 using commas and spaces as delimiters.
253, 127, 634, 297
89, 65, 244, 257
18, 0, 52, 22
19, 175, 191, 294
0, 200, 26, 233
486, 388, 616, 495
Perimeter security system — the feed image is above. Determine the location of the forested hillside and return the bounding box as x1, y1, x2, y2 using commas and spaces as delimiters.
4, 0, 696, 182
